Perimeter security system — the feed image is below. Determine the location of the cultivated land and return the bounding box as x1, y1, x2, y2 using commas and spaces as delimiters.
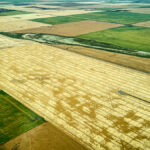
77, 26, 150, 52
0, 10, 95, 22
134, 21, 150, 28
0, 34, 35, 49
0, 9, 31, 16
53, 44, 150, 73
128, 8, 150, 14
0, 20, 51, 32
13, 20, 123, 36
32, 11, 150, 25
0, 43, 150, 150
0, 90, 45, 145
1, 122, 86, 150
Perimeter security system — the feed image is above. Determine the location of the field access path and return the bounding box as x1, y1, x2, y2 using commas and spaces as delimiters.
0, 43, 150, 150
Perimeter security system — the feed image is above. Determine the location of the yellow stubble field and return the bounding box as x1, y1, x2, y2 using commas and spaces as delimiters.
0, 20, 51, 32
0, 43, 150, 150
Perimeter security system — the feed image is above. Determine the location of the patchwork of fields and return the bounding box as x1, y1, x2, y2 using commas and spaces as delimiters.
1, 122, 86, 150
0, 90, 45, 145
54, 44, 150, 73
32, 11, 150, 25
0, 43, 150, 150
0, 1, 150, 149
0, 20, 51, 32
77, 26, 150, 52
13, 20, 122, 36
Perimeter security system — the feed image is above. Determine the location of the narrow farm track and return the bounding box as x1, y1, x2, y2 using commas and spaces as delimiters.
0, 43, 150, 150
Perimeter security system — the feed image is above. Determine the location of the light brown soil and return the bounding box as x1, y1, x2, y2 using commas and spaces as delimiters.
13, 20, 122, 36
134, 21, 150, 28
0, 21, 51, 32
1, 122, 87, 150
128, 8, 150, 14
0, 43, 150, 150
53, 44, 150, 73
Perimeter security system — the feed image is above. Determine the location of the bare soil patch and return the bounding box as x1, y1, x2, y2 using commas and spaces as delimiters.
13, 20, 122, 36
134, 21, 150, 28
1, 122, 86, 150
128, 8, 150, 14
0, 20, 51, 32
53, 44, 150, 73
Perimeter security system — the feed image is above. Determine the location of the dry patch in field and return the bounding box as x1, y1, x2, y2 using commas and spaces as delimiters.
128, 8, 150, 14
0, 34, 35, 49
53, 44, 150, 73
13, 20, 122, 36
0, 43, 150, 150
0, 20, 51, 32
1, 122, 86, 150
134, 21, 150, 28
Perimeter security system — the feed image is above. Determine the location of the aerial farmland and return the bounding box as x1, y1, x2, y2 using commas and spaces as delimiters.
0, 0, 150, 150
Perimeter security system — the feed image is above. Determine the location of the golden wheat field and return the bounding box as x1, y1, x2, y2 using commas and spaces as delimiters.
0, 43, 150, 150
53, 44, 150, 73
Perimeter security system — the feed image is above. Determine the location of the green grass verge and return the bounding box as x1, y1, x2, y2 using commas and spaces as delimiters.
32, 11, 150, 25
0, 90, 45, 144
0, 10, 31, 16
77, 26, 150, 52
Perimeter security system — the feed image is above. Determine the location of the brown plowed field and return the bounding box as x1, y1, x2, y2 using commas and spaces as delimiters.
1, 122, 86, 150
13, 20, 123, 36
53, 44, 150, 73
0, 43, 150, 150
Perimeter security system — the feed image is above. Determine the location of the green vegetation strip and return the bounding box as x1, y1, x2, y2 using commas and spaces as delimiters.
77, 26, 150, 53
0, 90, 45, 144
0, 10, 31, 16
32, 11, 150, 25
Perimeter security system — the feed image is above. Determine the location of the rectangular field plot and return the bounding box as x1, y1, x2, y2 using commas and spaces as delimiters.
32, 11, 150, 25
77, 26, 150, 52
0, 43, 150, 150
13, 20, 122, 36
0, 90, 45, 144
0, 20, 51, 32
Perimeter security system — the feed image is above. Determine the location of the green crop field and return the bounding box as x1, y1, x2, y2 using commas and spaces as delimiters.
77, 26, 150, 52
0, 10, 31, 16
32, 11, 150, 25
0, 90, 45, 144
32, 15, 87, 25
